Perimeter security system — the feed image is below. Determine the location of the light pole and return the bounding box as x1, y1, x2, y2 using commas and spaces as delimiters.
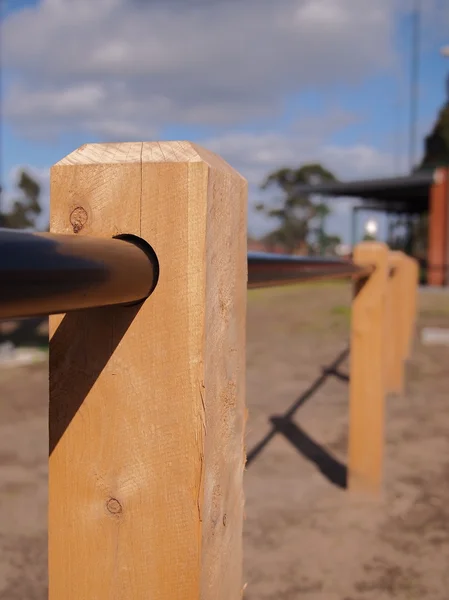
442, 45, 449, 102
364, 219, 378, 241
408, 0, 421, 172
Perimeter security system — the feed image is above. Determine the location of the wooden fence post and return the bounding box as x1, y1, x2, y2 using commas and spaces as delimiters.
49, 142, 248, 600
385, 251, 407, 395
404, 255, 419, 359
348, 242, 388, 495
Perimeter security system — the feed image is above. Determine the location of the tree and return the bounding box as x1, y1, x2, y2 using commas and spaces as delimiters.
362, 233, 376, 242
419, 100, 449, 170
313, 202, 331, 255
0, 170, 45, 230
318, 233, 342, 256
256, 163, 337, 255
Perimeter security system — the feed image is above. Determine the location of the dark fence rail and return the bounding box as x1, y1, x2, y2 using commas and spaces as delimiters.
0, 230, 372, 320
0, 229, 158, 319
248, 251, 372, 288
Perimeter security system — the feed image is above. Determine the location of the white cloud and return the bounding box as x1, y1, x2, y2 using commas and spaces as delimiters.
3, 125, 396, 240
3, 0, 443, 240
199, 124, 402, 239
202, 126, 400, 185
2, 0, 404, 139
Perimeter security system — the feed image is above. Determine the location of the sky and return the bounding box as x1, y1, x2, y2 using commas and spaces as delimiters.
1, 0, 448, 242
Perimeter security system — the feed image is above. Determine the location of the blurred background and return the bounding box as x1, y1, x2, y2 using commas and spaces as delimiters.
1, 0, 449, 598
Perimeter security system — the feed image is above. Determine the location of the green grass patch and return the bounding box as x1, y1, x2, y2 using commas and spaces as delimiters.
247, 280, 349, 303
420, 308, 449, 318
331, 305, 351, 318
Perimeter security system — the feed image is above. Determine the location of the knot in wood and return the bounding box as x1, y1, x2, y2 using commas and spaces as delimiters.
70, 207, 88, 233
106, 497, 122, 515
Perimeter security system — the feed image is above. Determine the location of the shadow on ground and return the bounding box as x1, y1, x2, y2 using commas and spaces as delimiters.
246, 347, 349, 489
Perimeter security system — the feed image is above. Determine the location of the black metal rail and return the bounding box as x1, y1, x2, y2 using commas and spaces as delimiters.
0, 229, 158, 319
0, 230, 370, 320
247, 252, 370, 288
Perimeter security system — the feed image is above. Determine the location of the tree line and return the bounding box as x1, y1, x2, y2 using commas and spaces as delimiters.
255, 163, 342, 255
0, 171, 47, 231
255, 88, 449, 256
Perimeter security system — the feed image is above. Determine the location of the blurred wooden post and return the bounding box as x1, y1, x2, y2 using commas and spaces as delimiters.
404, 256, 419, 359
348, 242, 388, 495
385, 252, 407, 394
48, 142, 248, 600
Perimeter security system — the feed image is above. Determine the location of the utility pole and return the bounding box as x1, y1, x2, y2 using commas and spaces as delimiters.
408, 0, 421, 172
442, 45, 449, 102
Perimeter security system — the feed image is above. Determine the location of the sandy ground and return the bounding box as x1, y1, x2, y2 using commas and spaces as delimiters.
244, 284, 449, 599
0, 364, 47, 599
1, 283, 449, 598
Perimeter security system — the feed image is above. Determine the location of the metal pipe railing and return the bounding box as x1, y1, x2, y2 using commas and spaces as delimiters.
0, 229, 158, 319
248, 251, 372, 288
0, 230, 371, 320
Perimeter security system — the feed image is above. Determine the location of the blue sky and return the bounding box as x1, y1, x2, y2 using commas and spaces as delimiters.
1, 0, 448, 242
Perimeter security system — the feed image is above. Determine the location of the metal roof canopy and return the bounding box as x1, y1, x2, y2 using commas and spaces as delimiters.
294, 170, 436, 214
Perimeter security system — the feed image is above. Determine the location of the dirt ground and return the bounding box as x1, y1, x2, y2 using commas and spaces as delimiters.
1, 283, 449, 598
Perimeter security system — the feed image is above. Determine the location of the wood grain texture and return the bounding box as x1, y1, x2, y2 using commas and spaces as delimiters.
396, 252, 411, 363
385, 252, 406, 395
348, 242, 388, 495
49, 141, 247, 599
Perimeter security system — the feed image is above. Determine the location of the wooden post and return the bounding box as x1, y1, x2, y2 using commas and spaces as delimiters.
49, 142, 248, 600
385, 252, 407, 395
397, 253, 410, 363
348, 242, 388, 495
404, 255, 419, 359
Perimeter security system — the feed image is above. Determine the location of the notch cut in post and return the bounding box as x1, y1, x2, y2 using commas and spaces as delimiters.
348, 242, 388, 495
48, 142, 247, 600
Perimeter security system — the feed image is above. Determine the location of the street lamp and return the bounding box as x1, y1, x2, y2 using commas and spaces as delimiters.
364, 219, 378, 239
